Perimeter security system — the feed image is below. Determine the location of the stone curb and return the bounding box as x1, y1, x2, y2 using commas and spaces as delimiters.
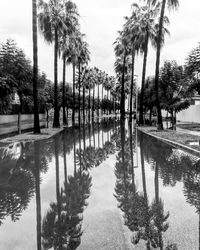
0, 127, 65, 145
137, 127, 200, 157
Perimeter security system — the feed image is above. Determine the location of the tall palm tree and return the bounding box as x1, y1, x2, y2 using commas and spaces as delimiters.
77, 40, 90, 122
95, 67, 101, 117
114, 32, 130, 120
92, 75, 96, 120
150, 0, 179, 130
66, 30, 81, 124
38, 0, 79, 128
32, 0, 40, 133
123, 9, 141, 122
135, 2, 160, 125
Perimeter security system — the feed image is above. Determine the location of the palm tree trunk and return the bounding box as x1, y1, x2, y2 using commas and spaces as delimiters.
102, 128, 104, 147
83, 86, 86, 120
149, 107, 152, 124
92, 82, 95, 120
139, 32, 149, 125
98, 83, 100, 117
73, 128, 76, 176
18, 100, 22, 134
72, 62, 76, 123
93, 122, 96, 148
155, 0, 166, 130
62, 56, 67, 125
78, 63, 81, 123
63, 135, 67, 183
89, 123, 91, 147
129, 49, 135, 122
83, 120, 86, 150
98, 120, 100, 148
79, 128, 82, 173
88, 88, 91, 122
102, 85, 104, 116
53, 28, 60, 128
32, 0, 40, 133
121, 51, 127, 120
107, 90, 109, 115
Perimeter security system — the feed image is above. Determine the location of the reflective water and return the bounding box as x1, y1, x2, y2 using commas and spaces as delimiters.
0, 118, 199, 250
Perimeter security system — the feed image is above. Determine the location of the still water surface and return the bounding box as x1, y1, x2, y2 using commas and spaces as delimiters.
0, 118, 199, 250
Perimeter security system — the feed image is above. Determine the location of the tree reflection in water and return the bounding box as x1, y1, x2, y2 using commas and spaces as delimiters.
42, 128, 92, 250
0, 140, 51, 226
142, 132, 200, 249
114, 123, 178, 249
0, 117, 120, 249
41, 119, 120, 249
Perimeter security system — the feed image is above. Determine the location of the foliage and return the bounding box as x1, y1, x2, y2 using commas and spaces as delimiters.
159, 60, 190, 114
185, 43, 200, 95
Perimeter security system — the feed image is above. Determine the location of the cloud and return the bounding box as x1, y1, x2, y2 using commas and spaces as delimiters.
0, 0, 200, 83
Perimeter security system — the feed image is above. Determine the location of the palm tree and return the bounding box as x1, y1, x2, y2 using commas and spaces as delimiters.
135, 2, 160, 125
92, 75, 96, 120
123, 9, 141, 122
95, 67, 101, 117
38, 0, 79, 128
114, 31, 130, 120
32, 0, 40, 133
67, 30, 81, 124
77, 40, 90, 122
149, 0, 179, 130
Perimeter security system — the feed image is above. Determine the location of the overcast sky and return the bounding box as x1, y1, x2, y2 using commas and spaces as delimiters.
0, 0, 200, 86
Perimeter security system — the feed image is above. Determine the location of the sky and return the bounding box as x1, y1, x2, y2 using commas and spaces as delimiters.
0, 0, 200, 86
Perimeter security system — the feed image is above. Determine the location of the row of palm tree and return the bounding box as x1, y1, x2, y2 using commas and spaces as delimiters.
32, 0, 120, 133
114, 0, 179, 129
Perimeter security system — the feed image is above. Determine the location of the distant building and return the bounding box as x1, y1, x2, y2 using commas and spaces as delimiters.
191, 95, 200, 105
177, 95, 200, 123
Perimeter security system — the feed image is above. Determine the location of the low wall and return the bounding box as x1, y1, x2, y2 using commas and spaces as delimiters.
0, 114, 46, 135
0, 114, 46, 124
177, 105, 200, 123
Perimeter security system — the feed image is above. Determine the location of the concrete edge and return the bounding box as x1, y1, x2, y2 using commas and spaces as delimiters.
137, 127, 200, 158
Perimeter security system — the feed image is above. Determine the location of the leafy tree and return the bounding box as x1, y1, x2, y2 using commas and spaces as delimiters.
0, 39, 33, 114
185, 43, 200, 95
160, 60, 190, 128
